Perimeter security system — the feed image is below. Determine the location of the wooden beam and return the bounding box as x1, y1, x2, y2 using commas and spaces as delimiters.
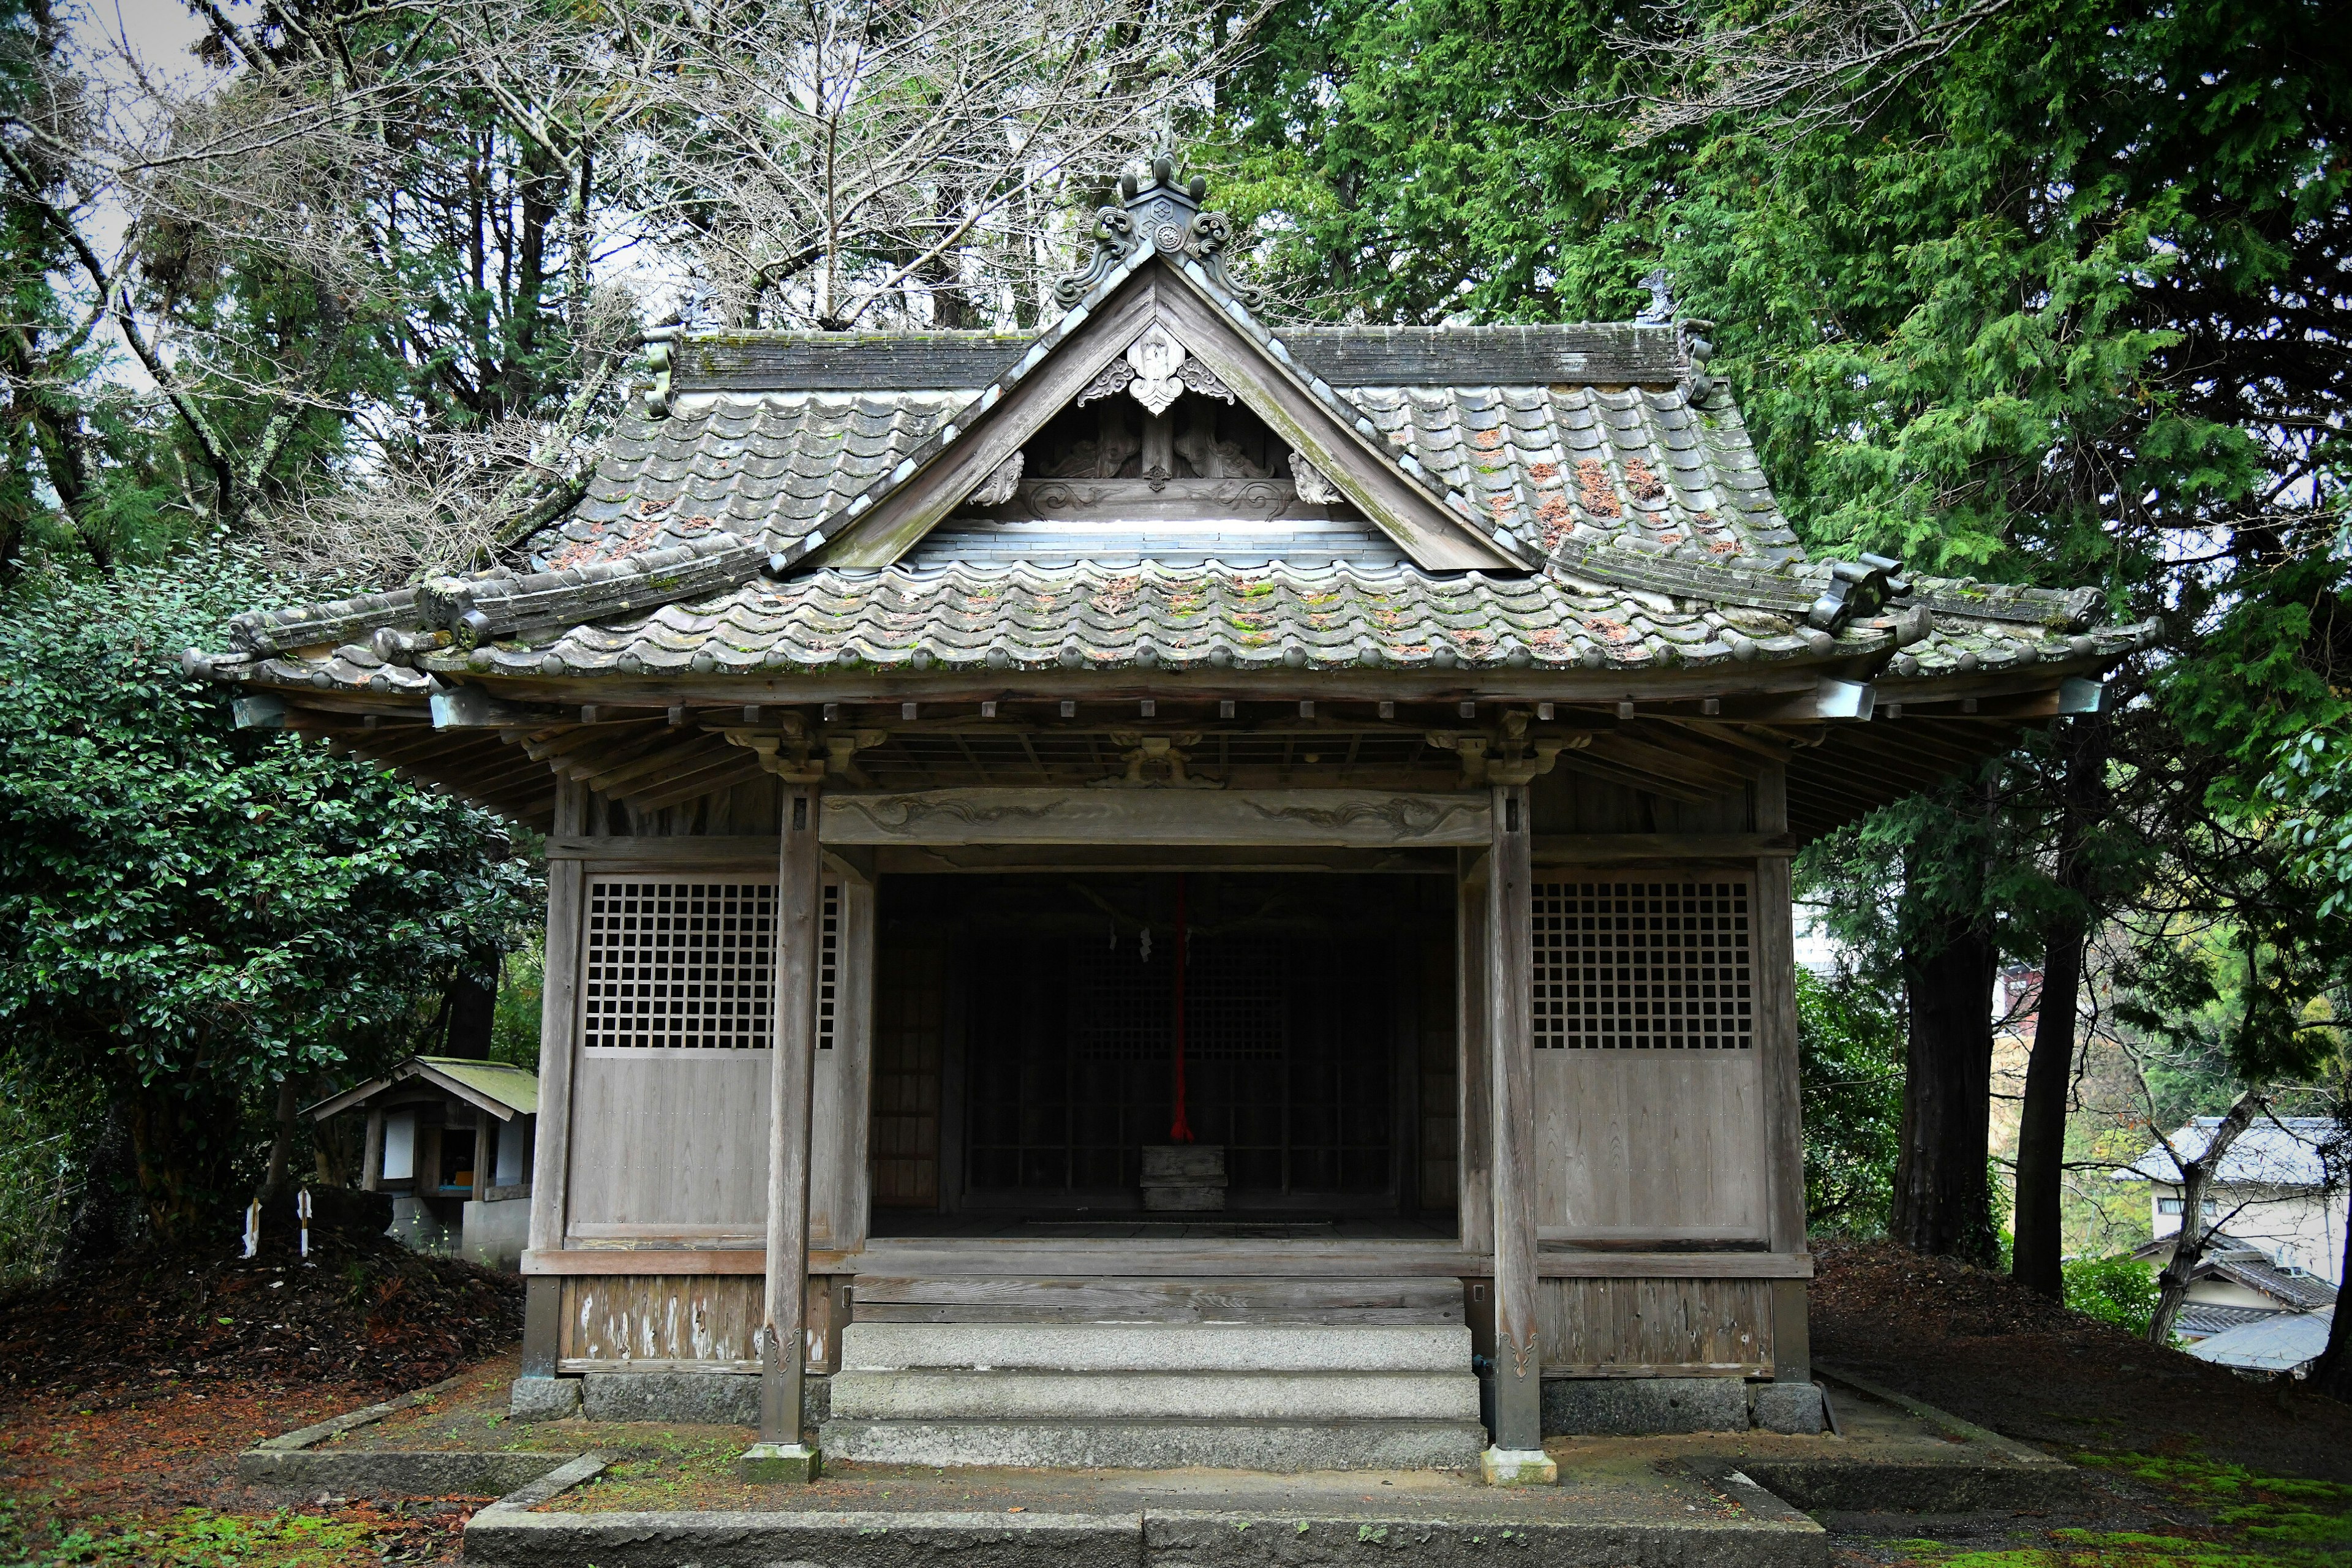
1534, 832, 1796, 864
1753, 767, 1811, 1382
760, 780, 824, 1449
870, 844, 1457, 875
820, 788, 1492, 847
1487, 782, 1541, 1456
516, 1244, 1813, 1280
546, 835, 784, 864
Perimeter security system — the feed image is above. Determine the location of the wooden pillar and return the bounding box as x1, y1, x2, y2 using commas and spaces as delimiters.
521, 777, 587, 1379
1752, 764, 1811, 1380
1483, 782, 1550, 1479
756, 779, 824, 1464
1456, 850, 1494, 1256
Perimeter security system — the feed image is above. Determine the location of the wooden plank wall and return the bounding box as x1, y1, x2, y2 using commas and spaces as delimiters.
559, 1274, 848, 1373
1538, 1277, 1772, 1376
1534, 1052, 1766, 1243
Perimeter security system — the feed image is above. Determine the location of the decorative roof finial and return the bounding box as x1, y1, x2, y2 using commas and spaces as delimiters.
1053, 152, 1262, 310
1635, 268, 1676, 325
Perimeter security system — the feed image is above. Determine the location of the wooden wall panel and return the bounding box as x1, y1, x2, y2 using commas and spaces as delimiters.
567, 1053, 771, 1231
1538, 1277, 1772, 1376
1534, 1050, 1767, 1242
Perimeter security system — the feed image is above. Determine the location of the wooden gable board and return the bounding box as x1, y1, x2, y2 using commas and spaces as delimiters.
809, 258, 1517, 573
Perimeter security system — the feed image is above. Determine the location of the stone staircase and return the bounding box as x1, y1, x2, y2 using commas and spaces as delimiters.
821, 1276, 1488, 1470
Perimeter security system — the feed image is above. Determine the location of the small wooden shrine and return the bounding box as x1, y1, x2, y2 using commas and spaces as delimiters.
191, 157, 2150, 1480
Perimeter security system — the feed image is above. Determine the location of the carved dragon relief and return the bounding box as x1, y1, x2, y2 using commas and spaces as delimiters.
1239, 795, 1489, 839
830, 794, 1066, 834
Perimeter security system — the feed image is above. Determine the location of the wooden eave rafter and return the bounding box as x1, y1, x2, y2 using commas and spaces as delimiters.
799, 258, 1517, 575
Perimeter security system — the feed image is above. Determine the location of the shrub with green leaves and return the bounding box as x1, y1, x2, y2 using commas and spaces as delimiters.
0, 543, 539, 1245
2063, 1253, 2162, 1338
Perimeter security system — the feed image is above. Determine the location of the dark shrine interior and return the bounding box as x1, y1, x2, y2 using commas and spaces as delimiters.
867, 872, 1460, 1237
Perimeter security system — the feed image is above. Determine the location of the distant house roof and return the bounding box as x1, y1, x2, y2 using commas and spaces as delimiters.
2176, 1302, 2288, 1339
2131, 1231, 2341, 1313
304, 1055, 539, 1123
2117, 1116, 2339, 1187
2185, 1308, 2334, 1376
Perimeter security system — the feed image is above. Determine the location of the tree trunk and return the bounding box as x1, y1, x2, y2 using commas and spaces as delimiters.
1891, 915, 1999, 1264
122, 1082, 243, 1248
257, 1075, 298, 1202
445, 965, 498, 1059
2012, 720, 2108, 1297
2147, 1090, 2264, 1345
2011, 923, 2082, 1296
2310, 1135, 2352, 1400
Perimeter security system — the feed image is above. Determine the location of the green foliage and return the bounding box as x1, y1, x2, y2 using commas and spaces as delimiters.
2060, 1254, 2160, 1339
0, 543, 540, 1240
0, 1065, 96, 1286
490, 929, 546, 1069
0, 1500, 383, 1567
1795, 967, 1904, 1234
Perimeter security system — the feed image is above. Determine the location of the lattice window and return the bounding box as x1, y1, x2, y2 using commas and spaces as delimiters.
582, 880, 775, 1049
1531, 880, 1752, 1049
817, 881, 840, 1050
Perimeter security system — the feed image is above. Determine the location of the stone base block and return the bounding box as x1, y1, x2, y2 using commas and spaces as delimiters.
507, 1376, 580, 1423
737, 1441, 820, 1483
830, 1368, 1478, 1422
822, 1416, 1488, 1471
1543, 1377, 1750, 1436
1750, 1381, 1827, 1435
1480, 1446, 1558, 1487
578, 1371, 829, 1427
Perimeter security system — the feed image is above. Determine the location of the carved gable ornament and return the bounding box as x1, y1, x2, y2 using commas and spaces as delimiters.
1074, 321, 1236, 415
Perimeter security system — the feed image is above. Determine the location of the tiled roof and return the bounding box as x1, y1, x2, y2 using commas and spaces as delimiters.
2120, 1118, 2337, 1187
206, 559, 2153, 695
533, 392, 973, 570
1347, 385, 1802, 567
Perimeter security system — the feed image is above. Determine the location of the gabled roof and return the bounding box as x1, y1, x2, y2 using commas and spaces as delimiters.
180, 154, 2158, 839
2118, 1117, 2339, 1188
304, 1055, 539, 1123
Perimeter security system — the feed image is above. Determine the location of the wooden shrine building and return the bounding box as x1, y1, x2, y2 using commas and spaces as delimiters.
190, 159, 2152, 1480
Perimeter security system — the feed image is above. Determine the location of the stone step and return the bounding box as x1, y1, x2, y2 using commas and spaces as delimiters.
831, 1367, 1480, 1422
818, 1415, 1491, 1472
840, 1320, 1471, 1373
851, 1274, 1464, 1325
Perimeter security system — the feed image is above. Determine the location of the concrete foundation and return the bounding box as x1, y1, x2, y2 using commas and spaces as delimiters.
1542, 1377, 1751, 1436
459, 1195, 530, 1271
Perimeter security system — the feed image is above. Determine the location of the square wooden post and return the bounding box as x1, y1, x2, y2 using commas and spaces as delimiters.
520, 777, 586, 1381
1482, 782, 1554, 1484
1753, 764, 1812, 1381
746, 780, 824, 1481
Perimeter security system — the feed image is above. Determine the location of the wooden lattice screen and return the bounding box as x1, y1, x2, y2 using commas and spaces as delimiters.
1530, 879, 1754, 1050
581, 880, 777, 1050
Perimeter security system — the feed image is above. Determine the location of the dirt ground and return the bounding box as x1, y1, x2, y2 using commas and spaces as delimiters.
0, 1238, 2345, 1566
1812, 1240, 2352, 1483
0, 1230, 521, 1566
